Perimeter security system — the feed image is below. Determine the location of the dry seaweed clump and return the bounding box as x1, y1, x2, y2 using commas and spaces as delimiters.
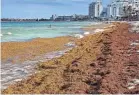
2, 23, 139, 94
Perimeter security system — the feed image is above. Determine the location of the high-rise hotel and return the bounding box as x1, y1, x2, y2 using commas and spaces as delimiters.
107, 0, 139, 18
89, 0, 103, 18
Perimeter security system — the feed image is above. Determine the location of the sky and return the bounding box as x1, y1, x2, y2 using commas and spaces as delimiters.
2, 0, 110, 19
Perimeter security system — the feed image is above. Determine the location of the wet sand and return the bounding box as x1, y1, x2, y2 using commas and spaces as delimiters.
2, 22, 139, 94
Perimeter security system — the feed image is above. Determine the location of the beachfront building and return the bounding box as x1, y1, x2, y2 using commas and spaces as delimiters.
101, 7, 107, 18
107, 0, 139, 19
131, 0, 139, 14
89, 0, 103, 18
55, 16, 73, 21
50, 14, 89, 21
72, 14, 89, 20
107, 0, 129, 18
50, 14, 58, 21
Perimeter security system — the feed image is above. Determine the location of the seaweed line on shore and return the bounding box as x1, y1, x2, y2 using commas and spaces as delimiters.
2, 22, 139, 94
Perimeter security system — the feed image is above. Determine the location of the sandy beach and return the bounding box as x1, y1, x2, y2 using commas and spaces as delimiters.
2, 22, 139, 94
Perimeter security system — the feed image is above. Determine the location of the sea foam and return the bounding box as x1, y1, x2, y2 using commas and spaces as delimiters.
94, 29, 104, 33
7, 32, 12, 35
84, 32, 90, 35
65, 42, 76, 47
0, 34, 3, 37
74, 34, 84, 39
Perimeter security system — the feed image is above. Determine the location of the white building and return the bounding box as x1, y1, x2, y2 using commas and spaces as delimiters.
107, 0, 139, 18
50, 14, 58, 20
89, 0, 103, 18
131, 0, 139, 11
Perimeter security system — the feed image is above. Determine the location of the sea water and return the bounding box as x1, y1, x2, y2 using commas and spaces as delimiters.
1, 21, 99, 42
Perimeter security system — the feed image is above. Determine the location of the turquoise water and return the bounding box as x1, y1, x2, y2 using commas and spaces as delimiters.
1, 21, 95, 42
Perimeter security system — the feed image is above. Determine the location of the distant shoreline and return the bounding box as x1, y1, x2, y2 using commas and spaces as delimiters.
1, 20, 92, 22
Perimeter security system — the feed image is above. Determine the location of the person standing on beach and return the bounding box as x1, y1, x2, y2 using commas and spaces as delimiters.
49, 24, 51, 28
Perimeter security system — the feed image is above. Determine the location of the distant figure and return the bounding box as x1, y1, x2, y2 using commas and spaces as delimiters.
49, 25, 51, 28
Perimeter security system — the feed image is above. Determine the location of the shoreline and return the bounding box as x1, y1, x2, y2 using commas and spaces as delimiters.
1, 22, 108, 62
2, 22, 139, 94
3, 22, 139, 94
1, 22, 109, 90
1, 21, 108, 43
1, 22, 118, 94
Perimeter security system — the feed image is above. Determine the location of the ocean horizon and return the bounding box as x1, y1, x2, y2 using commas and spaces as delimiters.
1, 21, 100, 42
